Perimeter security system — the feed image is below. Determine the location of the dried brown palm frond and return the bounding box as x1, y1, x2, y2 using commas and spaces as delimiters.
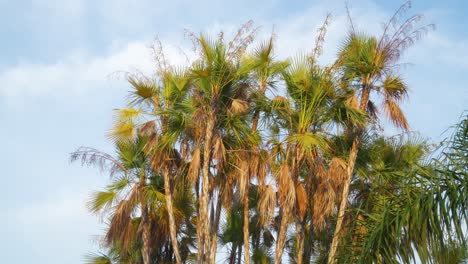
257, 149, 269, 187
346, 95, 359, 110
106, 186, 139, 250
229, 98, 250, 115
328, 157, 348, 192
221, 176, 235, 212
189, 108, 206, 140
149, 148, 168, 172
276, 163, 296, 209
143, 133, 159, 157
312, 179, 336, 230
295, 182, 308, 220
258, 185, 276, 227
113, 218, 137, 254
249, 148, 260, 179
315, 162, 327, 182
155, 148, 181, 173
213, 135, 226, 171
187, 147, 201, 184
384, 96, 409, 130
138, 120, 156, 137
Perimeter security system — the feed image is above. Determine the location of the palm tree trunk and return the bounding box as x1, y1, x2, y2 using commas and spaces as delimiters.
304, 180, 315, 263
296, 218, 306, 264
244, 81, 266, 264
327, 138, 359, 263
274, 207, 290, 264
163, 169, 182, 264
141, 205, 152, 264
327, 86, 370, 264
209, 193, 223, 263
243, 192, 250, 264
139, 171, 152, 264
198, 114, 215, 264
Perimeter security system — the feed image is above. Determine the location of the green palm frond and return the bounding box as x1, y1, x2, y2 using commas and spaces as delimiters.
286, 132, 329, 155
87, 190, 117, 214
107, 121, 135, 143
84, 252, 114, 264
339, 120, 468, 263
381, 75, 409, 102
127, 76, 159, 107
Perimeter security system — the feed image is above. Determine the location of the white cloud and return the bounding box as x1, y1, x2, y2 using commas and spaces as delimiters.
0, 40, 190, 109
0, 42, 150, 97
0, 0, 433, 104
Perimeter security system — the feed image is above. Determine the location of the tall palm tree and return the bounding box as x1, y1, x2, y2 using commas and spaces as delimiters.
269, 54, 336, 263
74, 67, 194, 263
328, 2, 434, 262
113, 68, 193, 264
73, 135, 196, 264
268, 27, 366, 261
187, 25, 258, 263
144, 70, 193, 264
240, 35, 288, 264
71, 137, 158, 264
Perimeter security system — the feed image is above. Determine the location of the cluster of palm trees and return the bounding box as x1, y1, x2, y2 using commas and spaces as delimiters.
72, 2, 468, 263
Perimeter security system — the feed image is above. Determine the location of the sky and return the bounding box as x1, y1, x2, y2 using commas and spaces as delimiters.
1, 0, 467, 263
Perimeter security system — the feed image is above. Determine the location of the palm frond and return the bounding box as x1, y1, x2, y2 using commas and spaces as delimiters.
70, 147, 127, 176
83, 252, 114, 264
383, 96, 409, 130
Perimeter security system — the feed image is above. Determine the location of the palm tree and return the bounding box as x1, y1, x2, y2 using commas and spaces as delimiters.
268, 25, 366, 261
111, 67, 193, 264
240, 35, 288, 264
73, 8, 465, 262
144, 70, 193, 264
269, 54, 336, 263
187, 24, 258, 263
333, 115, 468, 263
73, 135, 196, 264
71, 137, 158, 264
339, 133, 432, 262
328, 2, 434, 262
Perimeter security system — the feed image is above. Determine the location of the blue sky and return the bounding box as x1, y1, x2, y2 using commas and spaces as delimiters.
1, 0, 467, 263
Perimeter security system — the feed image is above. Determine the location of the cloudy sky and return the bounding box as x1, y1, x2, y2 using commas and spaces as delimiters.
1, 0, 467, 263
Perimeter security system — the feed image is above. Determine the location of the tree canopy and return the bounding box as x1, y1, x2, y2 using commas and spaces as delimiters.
72, 2, 468, 264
